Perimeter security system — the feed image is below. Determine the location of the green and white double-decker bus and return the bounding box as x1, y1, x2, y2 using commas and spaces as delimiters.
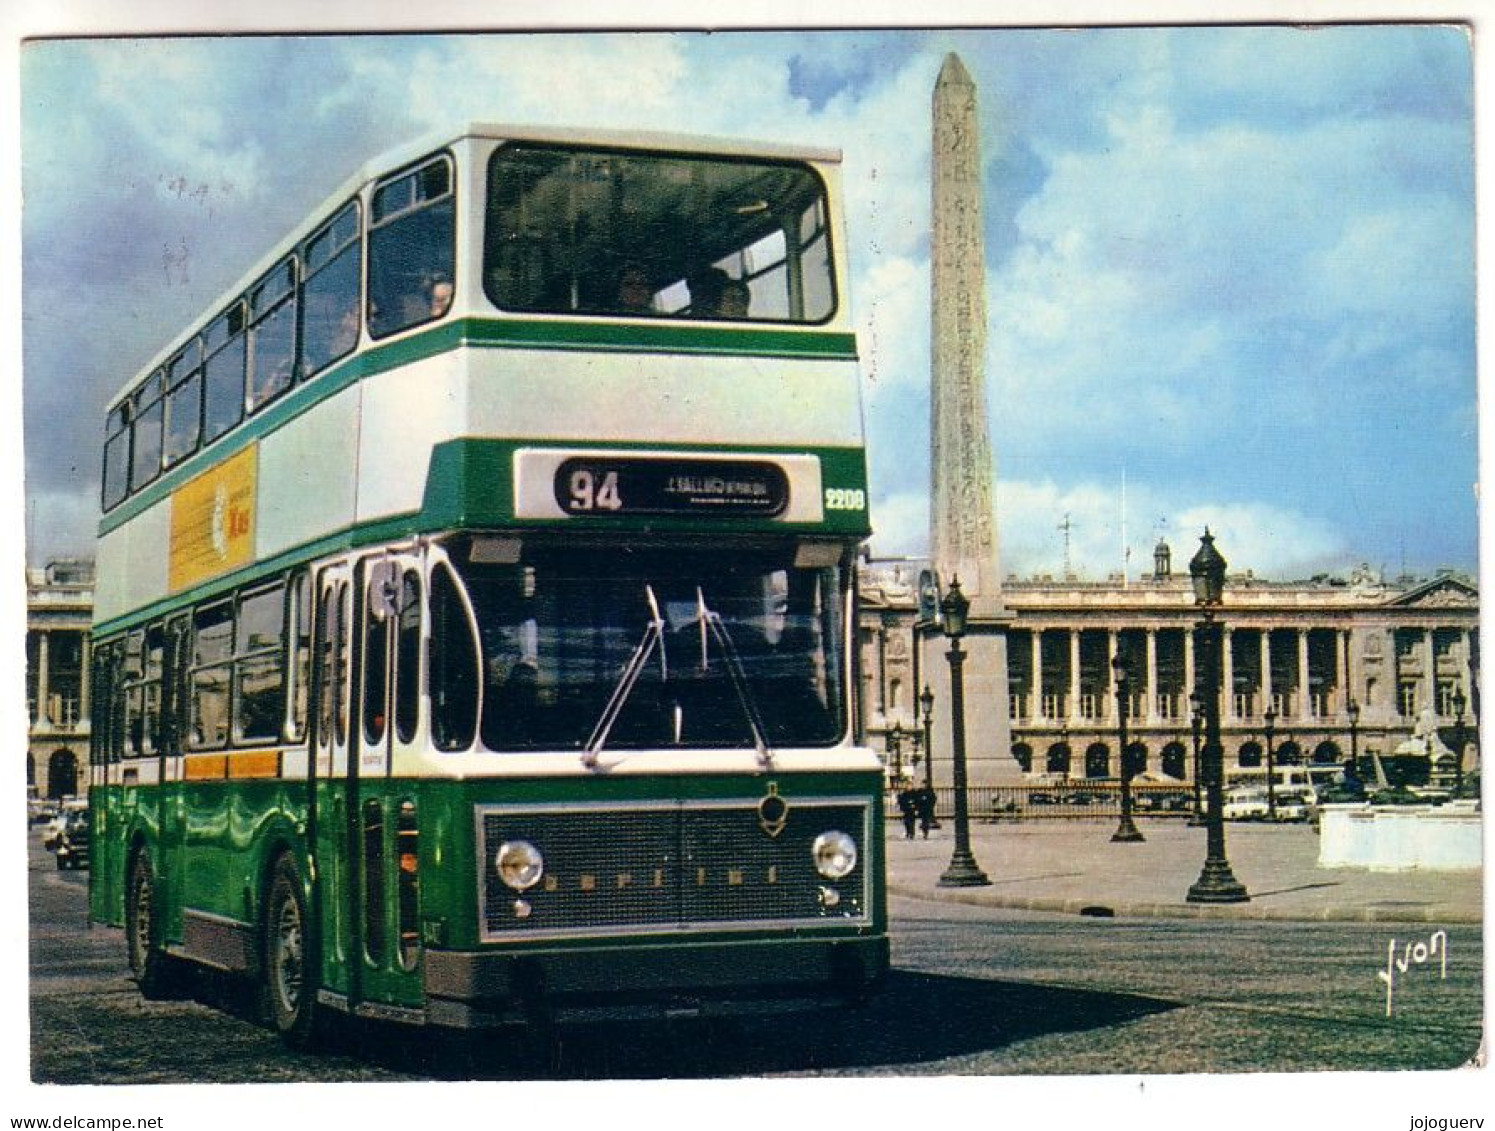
88, 123, 886, 1042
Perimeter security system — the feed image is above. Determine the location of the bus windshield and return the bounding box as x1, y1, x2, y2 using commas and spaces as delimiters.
443, 543, 845, 752
484, 144, 835, 323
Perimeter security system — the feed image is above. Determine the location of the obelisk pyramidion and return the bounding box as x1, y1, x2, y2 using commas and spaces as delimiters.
927, 52, 1016, 785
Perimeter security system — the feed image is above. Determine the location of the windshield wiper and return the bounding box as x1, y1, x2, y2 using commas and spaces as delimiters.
692, 587, 775, 769
582, 585, 667, 769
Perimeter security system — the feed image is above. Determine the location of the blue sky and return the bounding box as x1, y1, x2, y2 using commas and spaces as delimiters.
16, 24, 1478, 582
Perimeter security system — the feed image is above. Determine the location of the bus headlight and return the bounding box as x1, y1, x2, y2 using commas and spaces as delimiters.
496, 840, 545, 891
811, 831, 857, 879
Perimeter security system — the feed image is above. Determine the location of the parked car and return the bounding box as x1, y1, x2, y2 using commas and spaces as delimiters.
42, 798, 86, 850
1222, 786, 1270, 821
1271, 788, 1316, 822
53, 806, 89, 871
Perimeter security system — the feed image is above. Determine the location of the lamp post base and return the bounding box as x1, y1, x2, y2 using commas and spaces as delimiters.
938, 850, 992, 887
1186, 858, 1250, 903
1111, 815, 1145, 843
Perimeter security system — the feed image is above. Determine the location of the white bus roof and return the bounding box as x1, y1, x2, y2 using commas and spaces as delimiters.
105, 123, 844, 411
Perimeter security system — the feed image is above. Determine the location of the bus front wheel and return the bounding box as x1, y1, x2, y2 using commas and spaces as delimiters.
125, 852, 174, 999
262, 854, 320, 1047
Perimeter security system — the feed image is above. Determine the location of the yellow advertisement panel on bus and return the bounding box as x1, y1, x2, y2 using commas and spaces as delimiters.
168, 444, 258, 591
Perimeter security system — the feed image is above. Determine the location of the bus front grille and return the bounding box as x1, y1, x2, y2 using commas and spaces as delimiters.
477, 798, 870, 941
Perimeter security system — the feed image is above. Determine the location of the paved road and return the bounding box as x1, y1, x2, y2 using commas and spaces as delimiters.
28, 828, 1483, 1084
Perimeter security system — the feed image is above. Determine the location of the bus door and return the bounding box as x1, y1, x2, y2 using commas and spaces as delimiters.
348, 553, 425, 1010
159, 614, 192, 938
314, 553, 423, 1013
311, 562, 354, 1002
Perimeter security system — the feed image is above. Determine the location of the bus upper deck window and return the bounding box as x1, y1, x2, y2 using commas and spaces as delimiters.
202, 303, 247, 444
247, 258, 297, 415
130, 371, 166, 494
301, 201, 362, 379
368, 155, 455, 340
102, 403, 131, 511
484, 145, 836, 324
163, 340, 203, 469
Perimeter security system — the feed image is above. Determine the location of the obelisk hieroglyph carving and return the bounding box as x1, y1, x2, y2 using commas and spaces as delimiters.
927, 52, 1016, 785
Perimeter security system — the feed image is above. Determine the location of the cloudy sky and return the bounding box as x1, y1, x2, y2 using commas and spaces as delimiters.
16, 21, 1478, 583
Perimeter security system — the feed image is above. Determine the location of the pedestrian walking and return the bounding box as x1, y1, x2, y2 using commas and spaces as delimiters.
896, 787, 918, 839
914, 786, 936, 838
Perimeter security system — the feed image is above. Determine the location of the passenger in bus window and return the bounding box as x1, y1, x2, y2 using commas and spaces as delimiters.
720, 278, 750, 318
615, 263, 654, 313
688, 268, 726, 316
392, 271, 453, 326
424, 271, 454, 318
689, 268, 750, 319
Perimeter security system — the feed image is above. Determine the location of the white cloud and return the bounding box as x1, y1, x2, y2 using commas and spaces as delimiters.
867, 489, 927, 559
870, 476, 1348, 582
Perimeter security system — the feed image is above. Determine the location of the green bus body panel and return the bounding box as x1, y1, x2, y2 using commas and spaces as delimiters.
421, 437, 871, 538
92, 766, 885, 1015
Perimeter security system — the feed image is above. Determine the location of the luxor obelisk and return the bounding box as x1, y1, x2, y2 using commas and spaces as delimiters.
927, 52, 1017, 785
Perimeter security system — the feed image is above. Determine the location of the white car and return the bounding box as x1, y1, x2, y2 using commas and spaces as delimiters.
1222, 786, 1270, 821
1272, 788, 1316, 822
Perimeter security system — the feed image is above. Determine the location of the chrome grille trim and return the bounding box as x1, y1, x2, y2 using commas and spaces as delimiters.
476, 796, 872, 943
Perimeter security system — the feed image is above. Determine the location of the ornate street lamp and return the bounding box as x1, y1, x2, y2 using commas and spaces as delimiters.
1186, 531, 1250, 904
937, 577, 990, 888
1263, 705, 1278, 821
889, 720, 904, 784
1111, 653, 1144, 842
1452, 689, 1467, 795
919, 684, 940, 827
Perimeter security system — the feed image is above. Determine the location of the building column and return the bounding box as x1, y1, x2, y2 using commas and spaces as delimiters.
876, 619, 889, 718
1145, 628, 1159, 724
1184, 625, 1196, 705
1462, 629, 1474, 707
1257, 630, 1271, 718
36, 631, 50, 725
1068, 629, 1081, 722
1424, 629, 1437, 715
1345, 627, 1357, 714
1298, 629, 1312, 722
1109, 629, 1120, 720
79, 637, 92, 725
1031, 629, 1044, 721
1222, 627, 1235, 720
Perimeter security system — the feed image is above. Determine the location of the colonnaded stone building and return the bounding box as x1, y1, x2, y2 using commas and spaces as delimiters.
26, 559, 95, 800
859, 544, 1479, 790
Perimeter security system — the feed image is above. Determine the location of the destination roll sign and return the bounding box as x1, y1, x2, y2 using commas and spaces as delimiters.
555, 456, 789, 517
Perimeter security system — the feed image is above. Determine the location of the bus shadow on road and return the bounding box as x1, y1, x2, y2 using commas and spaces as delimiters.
343, 970, 1180, 1080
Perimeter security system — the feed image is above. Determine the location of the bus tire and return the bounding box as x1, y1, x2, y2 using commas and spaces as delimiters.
125, 852, 174, 999
262, 853, 319, 1047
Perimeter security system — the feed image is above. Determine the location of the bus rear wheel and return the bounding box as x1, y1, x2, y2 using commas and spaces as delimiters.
125, 852, 174, 999
262, 854, 320, 1047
